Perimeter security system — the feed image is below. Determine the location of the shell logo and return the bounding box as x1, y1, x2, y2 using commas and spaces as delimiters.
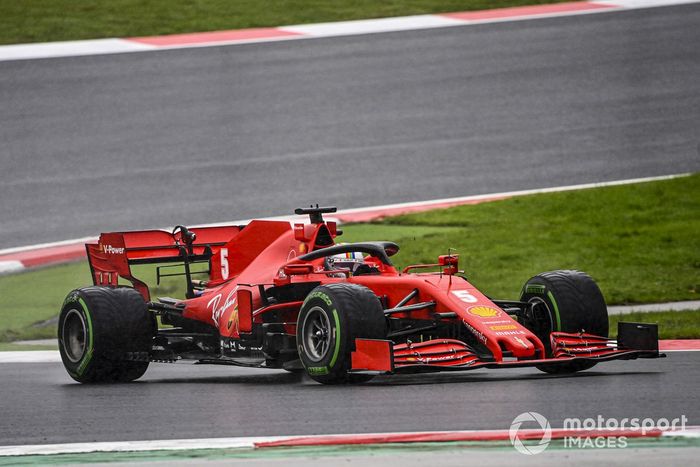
468, 306, 502, 318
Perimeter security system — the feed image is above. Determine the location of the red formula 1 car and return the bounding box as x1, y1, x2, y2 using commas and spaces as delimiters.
58, 206, 663, 384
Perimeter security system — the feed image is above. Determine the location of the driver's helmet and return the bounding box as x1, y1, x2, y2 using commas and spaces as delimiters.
325, 249, 365, 274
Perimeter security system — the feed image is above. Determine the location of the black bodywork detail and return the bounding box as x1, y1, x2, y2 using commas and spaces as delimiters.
266, 282, 321, 303
298, 242, 399, 266
294, 205, 337, 224
618, 322, 660, 353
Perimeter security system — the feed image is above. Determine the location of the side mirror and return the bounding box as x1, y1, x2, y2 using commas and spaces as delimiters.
384, 243, 399, 257
438, 255, 458, 275
283, 264, 315, 276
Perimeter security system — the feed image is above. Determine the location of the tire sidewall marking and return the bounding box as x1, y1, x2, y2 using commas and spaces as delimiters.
305, 291, 333, 307
299, 290, 343, 373
524, 281, 562, 332
545, 290, 562, 332
328, 308, 341, 369
67, 296, 94, 376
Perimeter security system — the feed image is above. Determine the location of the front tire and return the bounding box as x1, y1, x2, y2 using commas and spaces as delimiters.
520, 270, 608, 374
58, 286, 154, 383
297, 284, 386, 384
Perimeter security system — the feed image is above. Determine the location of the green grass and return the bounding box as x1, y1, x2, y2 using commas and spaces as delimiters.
351, 173, 700, 304
609, 310, 700, 340
0, 342, 57, 351
0, 262, 92, 343
0, 261, 186, 343
340, 224, 462, 244
1, 0, 571, 45
0, 174, 698, 343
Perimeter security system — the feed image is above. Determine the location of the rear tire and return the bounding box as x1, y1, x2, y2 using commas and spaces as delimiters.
297, 284, 386, 384
519, 270, 608, 374
58, 286, 154, 383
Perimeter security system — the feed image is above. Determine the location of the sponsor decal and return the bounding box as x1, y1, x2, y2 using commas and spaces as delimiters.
226, 304, 239, 331
100, 244, 125, 255
495, 330, 526, 336
306, 366, 329, 375
306, 291, 333, 307
207, 287, 239, 329
468, 305, 502, 318
231, 341, 263, 352
422, 354, 472, 363
489, 324, 518, 331
484, 319, 511, 325
463, 320, 487, 345
525, 284, 546, 294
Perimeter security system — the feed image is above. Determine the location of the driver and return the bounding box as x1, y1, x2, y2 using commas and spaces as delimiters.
324, 249, 365, 275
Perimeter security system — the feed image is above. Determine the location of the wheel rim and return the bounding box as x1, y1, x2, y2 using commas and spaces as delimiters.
301, 306, 332, 362
528, 296, 555, 341
62, 309, 87, 363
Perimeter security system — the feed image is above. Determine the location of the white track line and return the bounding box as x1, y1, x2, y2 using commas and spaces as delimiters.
608, 301, 700, 314
0, 351, 61, 363
0, 261, 24, 274
279, 15, 464, 37
0, 38, 154, 61
0, 0, 698, 62
0, 236, 97, 256
0, 436, 284, 456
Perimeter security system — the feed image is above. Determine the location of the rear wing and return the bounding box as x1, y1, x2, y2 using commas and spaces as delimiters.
86, 225, 242, 300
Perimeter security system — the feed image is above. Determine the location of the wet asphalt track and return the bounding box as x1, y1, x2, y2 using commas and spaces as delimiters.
1, 4, 700, 249
1, 3, 700, 449
0, 353, 697, 445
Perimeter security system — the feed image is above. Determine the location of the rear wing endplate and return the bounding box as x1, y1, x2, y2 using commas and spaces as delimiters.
86, 225, 241, 300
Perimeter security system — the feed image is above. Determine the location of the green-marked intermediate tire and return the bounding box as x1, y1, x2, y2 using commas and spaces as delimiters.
297, 283, 386, 384
519, 270, 608, 374
58, 286, 155, 383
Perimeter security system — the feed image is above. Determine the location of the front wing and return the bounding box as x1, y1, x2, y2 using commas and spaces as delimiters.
350, 322, 664, 375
